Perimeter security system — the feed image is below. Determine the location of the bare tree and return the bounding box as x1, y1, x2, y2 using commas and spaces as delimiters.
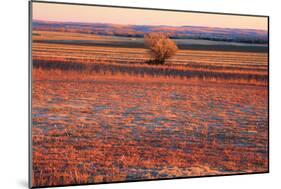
144, 32, 178, 65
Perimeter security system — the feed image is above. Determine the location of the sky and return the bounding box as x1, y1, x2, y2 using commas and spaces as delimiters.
32, 2, 268, 30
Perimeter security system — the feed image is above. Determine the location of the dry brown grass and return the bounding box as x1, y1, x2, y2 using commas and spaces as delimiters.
31, 30, 268, 187
32, 59, 268, 86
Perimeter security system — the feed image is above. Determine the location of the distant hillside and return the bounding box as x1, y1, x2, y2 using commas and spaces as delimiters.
33, 20, 268, 44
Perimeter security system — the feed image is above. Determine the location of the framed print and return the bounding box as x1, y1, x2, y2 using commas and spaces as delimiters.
29, 0, 269, 188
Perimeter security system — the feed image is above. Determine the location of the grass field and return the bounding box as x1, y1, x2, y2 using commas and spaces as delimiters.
32, 30, 268, 187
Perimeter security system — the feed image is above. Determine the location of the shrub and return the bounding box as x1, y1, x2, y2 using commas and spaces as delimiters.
144, 32, 178, 65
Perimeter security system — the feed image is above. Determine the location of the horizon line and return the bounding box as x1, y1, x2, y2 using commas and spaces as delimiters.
33, 19, 268, 32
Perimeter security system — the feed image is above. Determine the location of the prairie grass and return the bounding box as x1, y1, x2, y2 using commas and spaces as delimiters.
32, 30, 268, 187
33, 59, 268, 86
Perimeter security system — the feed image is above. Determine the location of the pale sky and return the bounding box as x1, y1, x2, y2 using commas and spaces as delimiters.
32, 2, 268, 30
